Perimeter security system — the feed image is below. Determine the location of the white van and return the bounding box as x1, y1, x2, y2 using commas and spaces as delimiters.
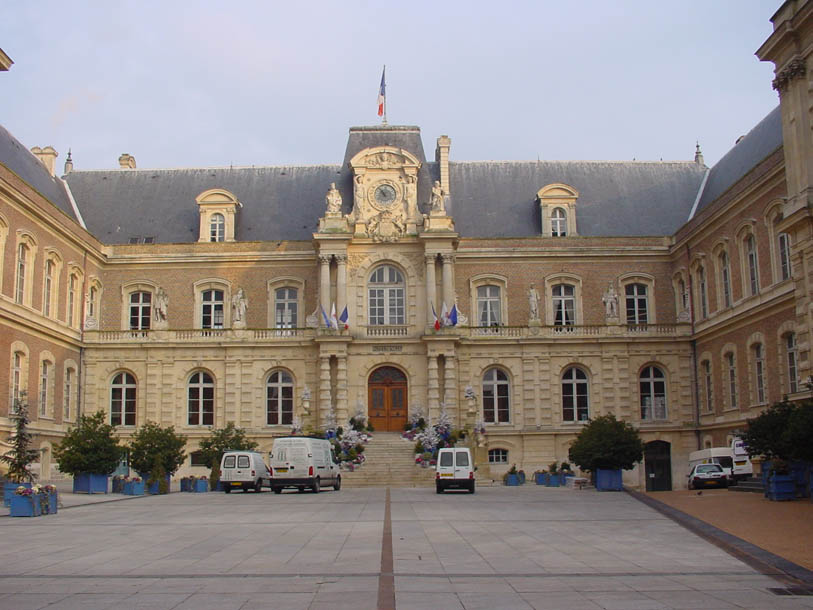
689, 439, 753, 482
220, 451, 271, 493
435, 447, 475, 493
269, 436, 340, 494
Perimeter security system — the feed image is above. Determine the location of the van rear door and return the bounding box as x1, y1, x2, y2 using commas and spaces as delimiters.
221, 454, 236, 482
455, 450, 470, 479
233, 454, 252, 483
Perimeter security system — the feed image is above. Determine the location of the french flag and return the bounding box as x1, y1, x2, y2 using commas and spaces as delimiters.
339, 306, 349, 330
330, 303, 339, 330
432, 303, 441, 331
377, 66, 386, 117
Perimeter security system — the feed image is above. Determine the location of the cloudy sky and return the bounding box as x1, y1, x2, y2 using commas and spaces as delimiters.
3, 1, 780, 172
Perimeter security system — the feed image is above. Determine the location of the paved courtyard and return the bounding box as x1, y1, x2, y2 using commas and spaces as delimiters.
1, 486, 811, 610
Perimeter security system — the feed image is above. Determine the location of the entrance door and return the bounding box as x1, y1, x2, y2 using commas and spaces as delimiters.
644, 440, 672, 491
368, 366, 407, 432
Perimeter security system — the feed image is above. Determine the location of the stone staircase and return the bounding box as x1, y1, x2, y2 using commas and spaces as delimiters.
728, 476, 765, 494
341, 432, 436, 488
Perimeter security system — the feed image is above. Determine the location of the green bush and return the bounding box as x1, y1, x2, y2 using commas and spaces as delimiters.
53, 412, 123, 476
129, 421, 187, 477
0, 393, 40, 483
568, 414, 644, 471
742, 400, 813, 464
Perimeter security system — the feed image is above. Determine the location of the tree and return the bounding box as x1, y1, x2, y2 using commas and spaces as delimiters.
128, 421, 187, 478
742, 399, 813, 463
787, 402, 813, 463
53, 412, 124, 476
198, 422, 258, 486
0, 393, 41, 483
568, 414, 644, 471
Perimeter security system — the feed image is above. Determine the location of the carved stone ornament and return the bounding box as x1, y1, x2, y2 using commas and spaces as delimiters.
772, 57, 807, 93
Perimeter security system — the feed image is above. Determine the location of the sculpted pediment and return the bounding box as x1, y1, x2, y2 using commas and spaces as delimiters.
349, 146, 422, 171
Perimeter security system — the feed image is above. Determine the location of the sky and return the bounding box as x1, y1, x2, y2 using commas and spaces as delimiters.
2, 1, 781, 172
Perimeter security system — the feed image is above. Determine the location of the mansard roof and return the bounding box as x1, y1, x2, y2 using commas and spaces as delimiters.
0, 124, 77, 221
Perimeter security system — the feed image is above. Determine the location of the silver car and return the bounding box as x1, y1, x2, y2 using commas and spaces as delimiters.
688, 463, 728, 489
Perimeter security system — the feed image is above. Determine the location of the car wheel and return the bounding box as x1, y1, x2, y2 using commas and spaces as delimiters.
254, 480, 262, 493
312, 478, 320, 493
272, 486, 282, 494
469, 481, 475, 494
224, 487, 231, 494
333, 476, 341, 491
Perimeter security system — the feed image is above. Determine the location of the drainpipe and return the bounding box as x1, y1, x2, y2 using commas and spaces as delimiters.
686, 243, 701, 451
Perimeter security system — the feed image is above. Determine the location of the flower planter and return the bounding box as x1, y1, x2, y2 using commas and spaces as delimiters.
3, 481, 31, 507
595, 469, 623, 491
504, 473, 520, 486
123, 481, 145, 495
767, 474, 796, 501
112, 478, 124, 493
43, 492, 58, 514
534, 473, 548, 485
73, 473, 108, 494
518, 471, 526, 485
790, 461, 810, 499
193, 479, 209, 493
10, 494, 41, 517
146, 475, 172, 494
180, 478, 191, 492
547, 474, 561, 487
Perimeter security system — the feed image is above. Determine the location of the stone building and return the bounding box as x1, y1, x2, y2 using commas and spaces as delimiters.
2, 1, 812, 488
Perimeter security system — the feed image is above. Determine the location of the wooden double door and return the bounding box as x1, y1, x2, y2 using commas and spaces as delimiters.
368, 366, 407, 432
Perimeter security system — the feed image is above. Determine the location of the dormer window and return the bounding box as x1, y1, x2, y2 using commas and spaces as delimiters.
551, 207, 568, 236
536, 183, 578, 237
196, 189, 241, 243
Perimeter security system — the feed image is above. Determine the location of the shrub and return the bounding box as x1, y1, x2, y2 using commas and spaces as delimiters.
568, 414, 644, 471
129, 421, 187, 477
0, 393, 40, 483
198, 422, 258, 486
53, 412, 123, 476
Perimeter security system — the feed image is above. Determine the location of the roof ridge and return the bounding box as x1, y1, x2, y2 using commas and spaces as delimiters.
449, 159, 699, 165
68, 163, 343, 173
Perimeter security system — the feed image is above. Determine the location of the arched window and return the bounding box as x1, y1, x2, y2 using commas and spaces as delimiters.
110, 372, 136, 426
266, 370, 294, 425
201, 289, 224, 329
697, 265, 708, 319
786, 333, 798, 393
368, 265, 404, 325
210, 213, 225, 242
778, 232, 791, 281
551, 207, 567, 237
562, 367, 589, 422
275, 287, 298, 328
477, 285, 501, 326
726, 352, 737, 409
639, 366, 666, 420
625, 283, 648, 325
719, 251, 731, 308
15, 243, 28, 304
753, 343, 765, 404
11, 351, 25, 409
43, 259, 54, 317
129, 291, 152, 330
488, 448, 509, 464
746, 234, 759, 296
482, 368, 510, 423
552, 284, 575, 326
39, 359, 53, 417
188, 372, 214, 426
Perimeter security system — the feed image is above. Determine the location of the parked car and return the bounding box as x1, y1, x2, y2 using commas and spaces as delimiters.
220, 451, 271, 493
687, 463, 728, 489
269, 436, 340, 494
435, 447, 475, 494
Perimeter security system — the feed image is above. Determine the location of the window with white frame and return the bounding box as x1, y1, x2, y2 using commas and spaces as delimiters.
187, 371, 214, 426
552, 284, 575, 326
275, 287, 298, 328
64, 367, 75, 421
67, 273, 79, 327
778, 232, 791, 281
43, 259, 55, 317
209, 213, 225, 242
11, 351, 25, 408
702, 359, 713, 413
266, 370, 294, 425
551, 207, 567, 236
477, 285, 501, 326
482, 367, 510, 423
129, 291, 152, 330
726, 352, 737, 409
488, 448, 509, 464
87, 283, 99, 319
201, 289, 225, 329
719, 251, 732, 308
697, 265, 708, 319
678, 278, 688, 311
786, 332, 798, 394
110, 372, 136, 426
368, 265, 404, 325
16, 243, 28, 304
39, 360, 52, 417
640, 366, 666, 420
753, 343, 766, 404
746, 234, 759, 296
625, 283, 648, 325
562, 367, 589, 421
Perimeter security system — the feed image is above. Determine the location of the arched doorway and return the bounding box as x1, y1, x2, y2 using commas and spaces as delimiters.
368, 366, 407, 432
644, 440, 672, 491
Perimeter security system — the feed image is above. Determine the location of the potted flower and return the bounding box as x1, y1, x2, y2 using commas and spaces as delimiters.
1, 393, 40, 506
533, 469, 548, 485
503, 464, 520, 486
42, 484, 58, 514
53, 412, 124, 494
112, 474, 125, 494
568, 414, 644, 491
547, 462, 560, 487
9, 485, 41, 517
560, 461, 574, 484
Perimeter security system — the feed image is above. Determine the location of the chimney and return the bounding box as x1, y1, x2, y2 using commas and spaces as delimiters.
30, 146, 58, 176
118, 153, 136, 169
63, 149, 73, 175
435, 135, 451, 195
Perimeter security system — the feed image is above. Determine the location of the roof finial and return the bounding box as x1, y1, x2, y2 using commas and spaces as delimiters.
694, 141, 705, 167
64, 148, 73, 175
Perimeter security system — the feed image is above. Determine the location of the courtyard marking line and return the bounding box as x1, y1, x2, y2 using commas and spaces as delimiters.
377, 486, 395, 610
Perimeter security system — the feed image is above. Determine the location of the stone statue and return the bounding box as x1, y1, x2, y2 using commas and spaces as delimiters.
528, 284, 540, 321
430, 180, 446, 214
325, 182, 342, 214
602, 282, 619, 318
232, 288, 248, 326
154, 288, 168, 322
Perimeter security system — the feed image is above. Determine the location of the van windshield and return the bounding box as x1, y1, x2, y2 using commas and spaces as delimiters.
223, 455, 235, 468
456, 452, 469, 467
440, 452, 453, 467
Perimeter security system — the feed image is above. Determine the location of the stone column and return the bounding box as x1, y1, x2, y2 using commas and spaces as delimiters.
318, 354, 332, 428
336, 254, 347, 315
425, 254, 437, 324
336, 354, 348, 424
427, 354, 440, 420
443, 353, 457, 416
319, 254, 332, 314
441, 254, 455, 311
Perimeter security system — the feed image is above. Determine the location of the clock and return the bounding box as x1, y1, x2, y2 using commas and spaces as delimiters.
374, 183, 397, 207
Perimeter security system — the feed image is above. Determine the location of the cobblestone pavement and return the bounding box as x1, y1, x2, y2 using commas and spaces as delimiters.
2, 485, 812, 610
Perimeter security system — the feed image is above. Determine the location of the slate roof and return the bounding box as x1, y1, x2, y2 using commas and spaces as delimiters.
0, 124, 77, 221
695, 106, 783, 214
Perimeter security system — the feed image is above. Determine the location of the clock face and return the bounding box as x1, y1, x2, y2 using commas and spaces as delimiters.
374, 184, 397, 206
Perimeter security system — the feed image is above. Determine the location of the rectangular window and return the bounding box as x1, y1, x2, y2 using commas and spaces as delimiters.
274, 287, 298, 328
12, 352, 23, 407
129, 292, 152, 330
440, 452, 453, 467
223, 455, 235, 468
702, 360, 713, 413
40, 361, 49, 416
754, 344, 765, 404
779, 233, 791, 281
64, 368, 74, 420
456, 451, 469, 467
68, 275, 77, 326
237, 455, 250, 468
477, 285, 501, 326
727, 353, 737, 409
720, 253, 731, 308
747, 235, 759, 295
201, 289, 224, 329
553, 284, 575, 326
44, 260, 53, 317
625, 283, 648, 325
16, 244, 27, 304
787, 333, 798, 393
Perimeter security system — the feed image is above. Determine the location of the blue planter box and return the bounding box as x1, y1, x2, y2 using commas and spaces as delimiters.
146, 475, 171, 494
180, 478, 190, 492
123, 481, 145, 495
504, 473, 520, 486
547, 474, 561, 487
43, 492, 58, 515
768, 474, 796, 501
596, 469, 623, 491
73, 473, 108, 494
193, 479, 209, 493
3, 481, 31, 507
535, 473, 548, 485
112, 477, 124, 493
790, 462, 810, 499
518, 471, 526, 485
10, 494, 41, 517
